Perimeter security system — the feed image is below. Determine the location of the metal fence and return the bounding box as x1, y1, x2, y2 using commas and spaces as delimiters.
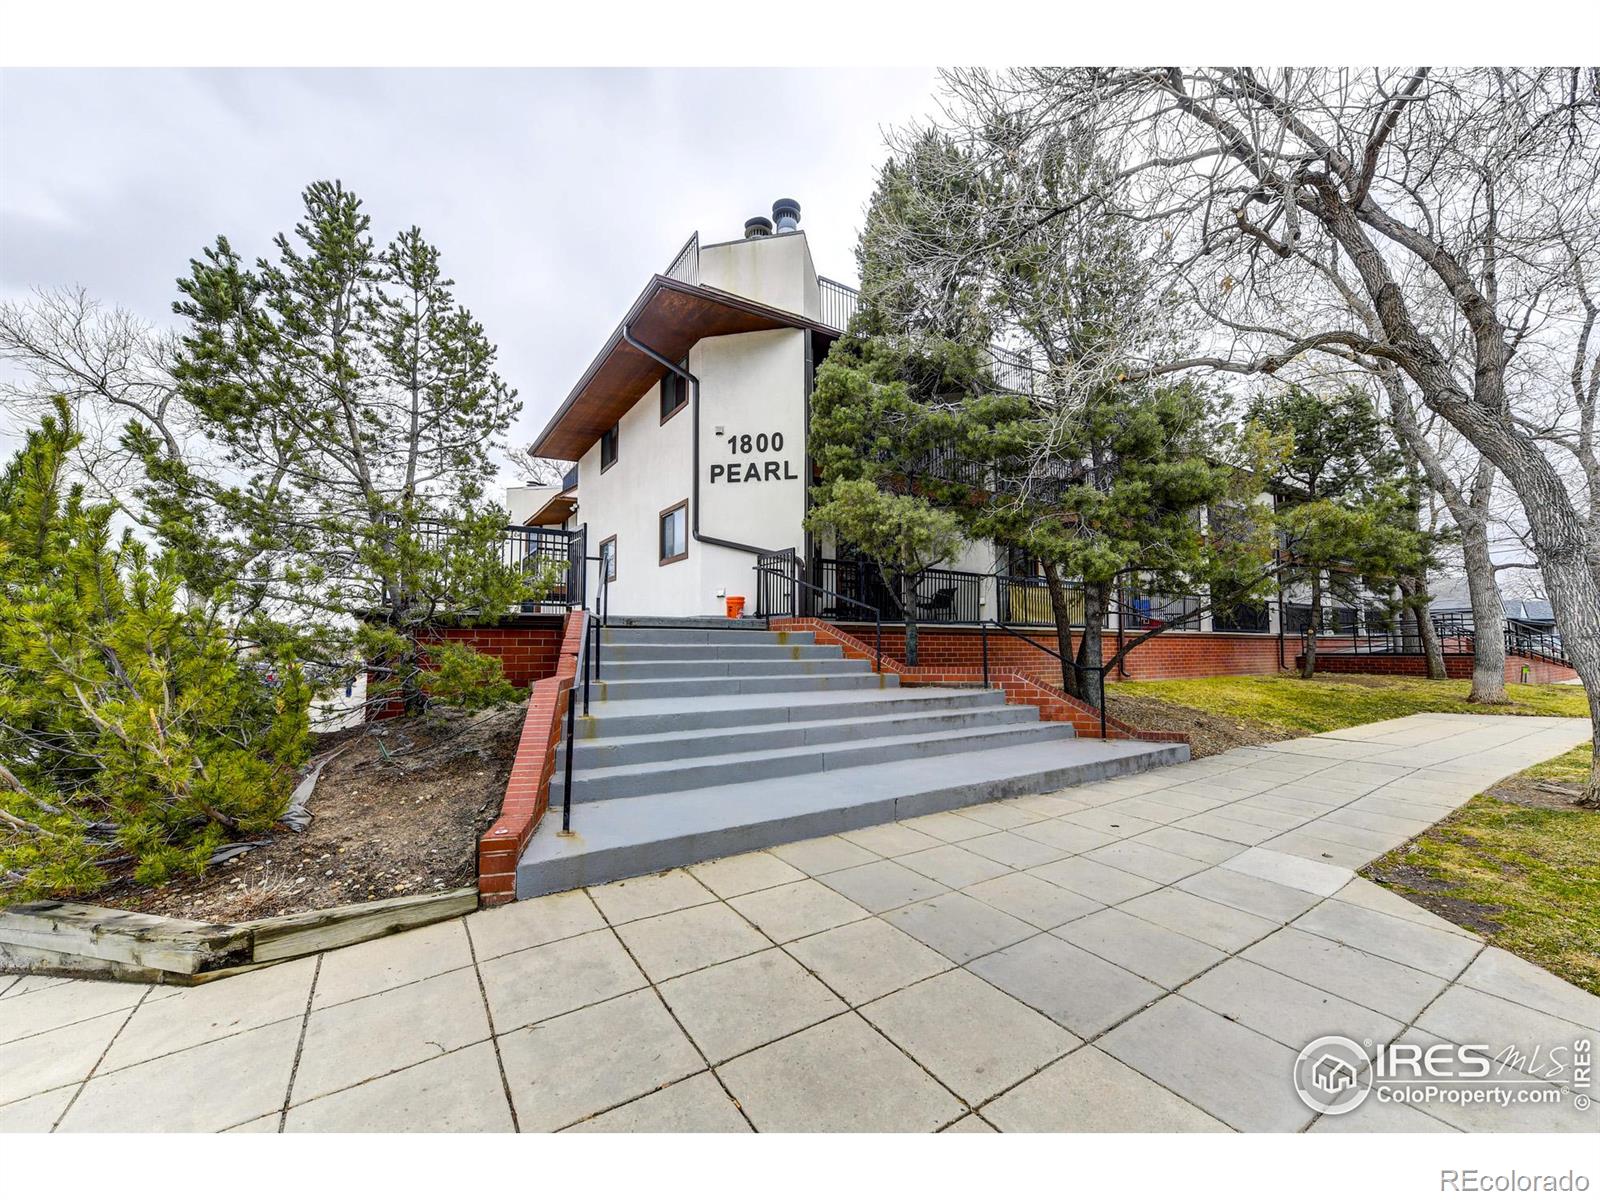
997, 575, 1081, 626
818, 277, 859, 332
401, 518, 584, 611
1123, 592, 1203, 631
811, 558, 986, 625
755, 547, 799, 618
664, 231, 699, 284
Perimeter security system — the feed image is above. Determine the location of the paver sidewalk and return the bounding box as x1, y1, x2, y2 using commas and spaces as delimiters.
3, 714, 1595, 1133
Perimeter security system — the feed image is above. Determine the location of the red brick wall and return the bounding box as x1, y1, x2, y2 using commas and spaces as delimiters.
422, 621, 564, 687
835, 624, 1287, 685
1299, 651, 1579, 685
773, 617, 1188, 745
476, 611, 587, 906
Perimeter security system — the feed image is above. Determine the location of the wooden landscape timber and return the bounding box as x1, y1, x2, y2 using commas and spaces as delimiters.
0, 886, 478, 985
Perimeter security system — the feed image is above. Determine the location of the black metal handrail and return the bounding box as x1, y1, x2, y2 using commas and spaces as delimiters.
979, 620, 1109, 740
1298, 612, 1571, 668
754, 555, 883, 672
1505, 619, 1567, 665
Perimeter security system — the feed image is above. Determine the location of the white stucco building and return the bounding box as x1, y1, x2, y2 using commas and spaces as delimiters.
516, 199, 1401, 662
526, 201, 856, 618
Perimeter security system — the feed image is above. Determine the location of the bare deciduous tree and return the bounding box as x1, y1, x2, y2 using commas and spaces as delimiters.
0, 287, 187, 509
947, 67, 1600, 801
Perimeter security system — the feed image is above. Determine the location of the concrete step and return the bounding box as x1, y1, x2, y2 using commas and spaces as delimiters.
599, 641, 841, 662
519, 737, 1191, 896
600, 656, 867, 680
602, 615, 768, 631
561, 702, 1041, 770
552, 721, 1077, 804
601, 626, 809, 646
593, 671, 897, 702
574, 686, 1005, 739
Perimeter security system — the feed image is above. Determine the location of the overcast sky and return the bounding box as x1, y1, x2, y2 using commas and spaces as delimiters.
0, 68, 941, 482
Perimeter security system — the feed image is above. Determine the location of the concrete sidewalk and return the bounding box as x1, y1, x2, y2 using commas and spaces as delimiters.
3, 713, 1595, 1133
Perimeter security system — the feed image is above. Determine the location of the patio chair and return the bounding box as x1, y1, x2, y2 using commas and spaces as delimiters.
917, 586, 959, 620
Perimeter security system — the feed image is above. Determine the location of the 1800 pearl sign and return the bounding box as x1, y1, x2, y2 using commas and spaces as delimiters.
709, 430, 799, 484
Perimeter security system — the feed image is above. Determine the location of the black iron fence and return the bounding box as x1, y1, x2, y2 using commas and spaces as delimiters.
1123, 592, 1203, 632
997, 575, 1083, 626
1505, 619, 1567, 664
399, 518, 585, 611
818, 276, 859, 331
1301, 611, 1571, 667
755, 547, 800, 618
811, 557, 986, 625
878, 434, 992, 491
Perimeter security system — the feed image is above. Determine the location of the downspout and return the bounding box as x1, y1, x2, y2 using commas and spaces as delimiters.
622, 325, 771, 559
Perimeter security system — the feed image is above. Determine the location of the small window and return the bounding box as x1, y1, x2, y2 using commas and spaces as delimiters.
599, 535, 617, 582
659, 500, 688, 565
659, 362, 688, 423
600, 424, 619, 472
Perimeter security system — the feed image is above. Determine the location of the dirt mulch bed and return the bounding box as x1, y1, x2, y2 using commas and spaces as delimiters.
92, 703, 526, 924
1362, 860, 1508, 936
1483, 774, 1595, 813
1106, 694, 1286, 759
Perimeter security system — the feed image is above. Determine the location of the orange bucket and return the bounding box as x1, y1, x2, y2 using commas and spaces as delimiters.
725, 595, 746, 619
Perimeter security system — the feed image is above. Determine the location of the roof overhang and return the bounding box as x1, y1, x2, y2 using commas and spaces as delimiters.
531, 275, 833, 461
527, 488, 578, 527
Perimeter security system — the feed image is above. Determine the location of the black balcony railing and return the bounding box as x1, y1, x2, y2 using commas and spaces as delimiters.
812, 557, 986, 625
874, 434, 991, 491
818, 277, 859, 332
397, 518, 584, 611
664, 231, 699, 284
1213, 602, 1271, 634
997, 575, 1083, 626
1123, 592, 1203, 631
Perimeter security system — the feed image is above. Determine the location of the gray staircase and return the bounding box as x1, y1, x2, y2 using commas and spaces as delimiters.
517, 621, 1188, 897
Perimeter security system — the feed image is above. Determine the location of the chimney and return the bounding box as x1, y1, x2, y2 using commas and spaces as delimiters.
772, 198, 801, 233
744, 215, 773, 239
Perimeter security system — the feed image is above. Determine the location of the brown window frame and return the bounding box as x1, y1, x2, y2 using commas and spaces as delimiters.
600, 423, 619, 473
599, 535, 618, 582
659, 361, 689, 425
658, 500, 689, 565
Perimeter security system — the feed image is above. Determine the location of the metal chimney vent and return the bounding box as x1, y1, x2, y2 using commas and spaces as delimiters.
772, 198, 800, 233
744, 215, 774, 239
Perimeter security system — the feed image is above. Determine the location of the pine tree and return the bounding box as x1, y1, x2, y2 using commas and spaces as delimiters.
0, 402, 310, 901
138, 181, 552, 714
1247, 385, 1430, 677
806, 333, 972, 666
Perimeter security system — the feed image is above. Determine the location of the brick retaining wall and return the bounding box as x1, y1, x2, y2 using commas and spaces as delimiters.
834, 624, 1289, 685
476, 610, 587, 906
423, 619, 565, 687
772, 617, 1187, 745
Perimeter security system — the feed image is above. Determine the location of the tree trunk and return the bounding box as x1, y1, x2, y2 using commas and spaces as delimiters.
893, 569, 920, 668
1301, 574, 1321, 679
1041, 562, 1077, 692
1415, 589, 1447, 680
1074, 582, 1108, 710
1400, 578, 1447, 679
1460, 521, 1510, 703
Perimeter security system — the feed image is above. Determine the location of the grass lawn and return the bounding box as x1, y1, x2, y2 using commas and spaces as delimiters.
1364, 745, 1600, 996
1107, 672, 1589, 739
